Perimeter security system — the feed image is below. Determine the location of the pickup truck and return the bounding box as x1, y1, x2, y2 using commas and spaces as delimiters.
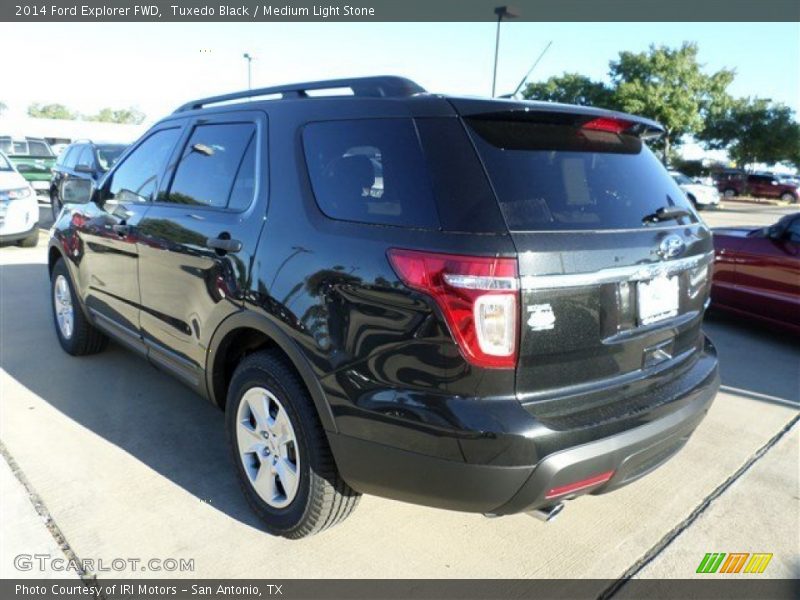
0, 136, 57, 195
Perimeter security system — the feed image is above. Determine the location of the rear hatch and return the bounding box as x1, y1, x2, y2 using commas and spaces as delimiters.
459, 105, 714, 425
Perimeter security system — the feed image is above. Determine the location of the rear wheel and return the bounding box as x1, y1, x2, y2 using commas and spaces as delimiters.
226, 349, 359, 538
780, 192, 796, 203
723, 189, 737, 198
50, 258, 108, 355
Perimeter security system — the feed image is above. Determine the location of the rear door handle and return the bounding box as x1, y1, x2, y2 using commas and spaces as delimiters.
112, 223, 129, 236
206, 237, 242, 253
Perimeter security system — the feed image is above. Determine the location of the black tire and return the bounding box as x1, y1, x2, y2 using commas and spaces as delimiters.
687, 194, 700, 210
17, 229, 39, 247
780, 192, 796, 203
50, 258, 108, 355
723, 188, 737, 198
226, 349, 360, 539
51, 190, 62, 222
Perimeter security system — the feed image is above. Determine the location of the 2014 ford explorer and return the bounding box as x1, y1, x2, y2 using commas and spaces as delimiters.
47, 77, 720, 538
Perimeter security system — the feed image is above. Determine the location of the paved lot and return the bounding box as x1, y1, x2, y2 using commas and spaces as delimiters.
0, 202, 797, 586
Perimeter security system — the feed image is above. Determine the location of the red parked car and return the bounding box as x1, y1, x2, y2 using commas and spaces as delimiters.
715, 172, 799, 203
711, 213, 800, 333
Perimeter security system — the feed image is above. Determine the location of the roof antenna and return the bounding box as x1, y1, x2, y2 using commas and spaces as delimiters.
502, 41, 552, 99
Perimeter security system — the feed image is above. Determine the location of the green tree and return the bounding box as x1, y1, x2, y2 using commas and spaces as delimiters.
88, 107, 146, 125
698, 97, 800, 170
27, 103, 78, 120
610, 42, 735, 162
523, 73, 617, 108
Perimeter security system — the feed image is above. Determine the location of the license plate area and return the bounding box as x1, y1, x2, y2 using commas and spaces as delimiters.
637, 275, 679, 325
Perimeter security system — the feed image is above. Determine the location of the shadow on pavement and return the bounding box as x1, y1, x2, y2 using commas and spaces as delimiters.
0, 260, 264, 530
1, 261, 797, 531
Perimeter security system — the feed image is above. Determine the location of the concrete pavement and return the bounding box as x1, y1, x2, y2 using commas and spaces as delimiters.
0, 203, 797, 585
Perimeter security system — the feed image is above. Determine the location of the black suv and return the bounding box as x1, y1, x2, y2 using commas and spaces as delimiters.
50, 140, 127, 220
48, 77, 719, 538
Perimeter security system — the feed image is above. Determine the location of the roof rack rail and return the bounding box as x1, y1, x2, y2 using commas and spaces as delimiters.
173, 76, 426, 113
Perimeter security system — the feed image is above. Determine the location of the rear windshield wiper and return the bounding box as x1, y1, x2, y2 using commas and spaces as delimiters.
642, 206, 693, 224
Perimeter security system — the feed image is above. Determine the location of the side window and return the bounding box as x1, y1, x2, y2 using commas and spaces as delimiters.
27, 139, 52, 157
165, 122, 256, 209
107, 128, 181, 204
75, 146, 94, 168
787, 218, 800, 243
302, 119, 439, 228
62, 146, 80, 168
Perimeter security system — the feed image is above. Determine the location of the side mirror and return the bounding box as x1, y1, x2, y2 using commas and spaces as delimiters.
74, 164, 94, 174
61, 178, 94, 204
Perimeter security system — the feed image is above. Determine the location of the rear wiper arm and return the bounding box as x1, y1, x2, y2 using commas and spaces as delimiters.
642, 206, 693, 224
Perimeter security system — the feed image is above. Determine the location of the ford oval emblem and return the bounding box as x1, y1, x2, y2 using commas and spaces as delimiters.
658, 235, 685, 260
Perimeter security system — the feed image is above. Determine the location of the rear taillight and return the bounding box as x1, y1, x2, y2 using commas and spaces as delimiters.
387, 249, 519, 369
581, 116, 632, 134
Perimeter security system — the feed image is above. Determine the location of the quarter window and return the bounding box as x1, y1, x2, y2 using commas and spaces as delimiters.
302, 119, 439, 228
165, 123, 257, 209
60, 146, 79, 168
107, 128, 180, 204
75, 146, 94, 168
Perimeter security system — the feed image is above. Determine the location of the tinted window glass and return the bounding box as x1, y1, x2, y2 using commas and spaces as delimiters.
227, 136, 256, 211
0, 138, 11, 154
786, 218, 800, 243
467, 119, 696, 231
62, 146, 80, 168
415, 118, 506, 233
108, 128, 180, 204
0, 153, 12, 170
27, 140, 52, 157
96, 145, 126, 171
166, 123, 256, 209
76, 146, 94, 168
303, 119, 439, 228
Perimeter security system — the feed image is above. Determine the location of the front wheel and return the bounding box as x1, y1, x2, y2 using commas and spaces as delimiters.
226, 350, 360, 539
780, 192, 797, 203
50, 258, 108, 355
723, 189, 737, 198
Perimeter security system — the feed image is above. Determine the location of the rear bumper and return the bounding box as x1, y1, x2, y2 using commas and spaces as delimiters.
492, 372, 717, 514
330, 341, 719, 515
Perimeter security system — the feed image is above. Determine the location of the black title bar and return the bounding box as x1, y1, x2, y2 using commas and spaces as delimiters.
3, 0, 800, 22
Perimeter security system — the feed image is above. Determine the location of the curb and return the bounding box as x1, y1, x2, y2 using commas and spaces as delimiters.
723, 198, 793, 207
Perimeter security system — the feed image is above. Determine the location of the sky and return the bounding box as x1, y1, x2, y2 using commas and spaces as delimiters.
0, 21, 798, 127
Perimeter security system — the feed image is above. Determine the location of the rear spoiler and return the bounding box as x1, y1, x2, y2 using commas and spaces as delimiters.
447, 97, 665, 140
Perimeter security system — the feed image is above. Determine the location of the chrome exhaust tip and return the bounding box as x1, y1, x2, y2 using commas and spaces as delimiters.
528, 502, 564, 522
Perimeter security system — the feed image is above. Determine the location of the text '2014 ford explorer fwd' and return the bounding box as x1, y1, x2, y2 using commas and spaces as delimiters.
48, 77, 719, 538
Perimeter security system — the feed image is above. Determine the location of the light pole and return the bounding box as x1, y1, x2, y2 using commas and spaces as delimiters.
243, 53, 253, 89
491, 6, 519, 98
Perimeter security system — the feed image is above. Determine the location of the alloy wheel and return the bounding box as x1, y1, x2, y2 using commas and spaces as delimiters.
236, 387, 301, 508
53, 275, 74, 339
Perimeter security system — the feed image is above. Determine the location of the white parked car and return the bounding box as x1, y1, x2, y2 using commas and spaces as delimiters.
0, 151, 39, 247
669, 171, 720, 209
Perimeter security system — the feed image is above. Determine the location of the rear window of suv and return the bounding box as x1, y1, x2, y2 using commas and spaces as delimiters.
466, 117, 696, 231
